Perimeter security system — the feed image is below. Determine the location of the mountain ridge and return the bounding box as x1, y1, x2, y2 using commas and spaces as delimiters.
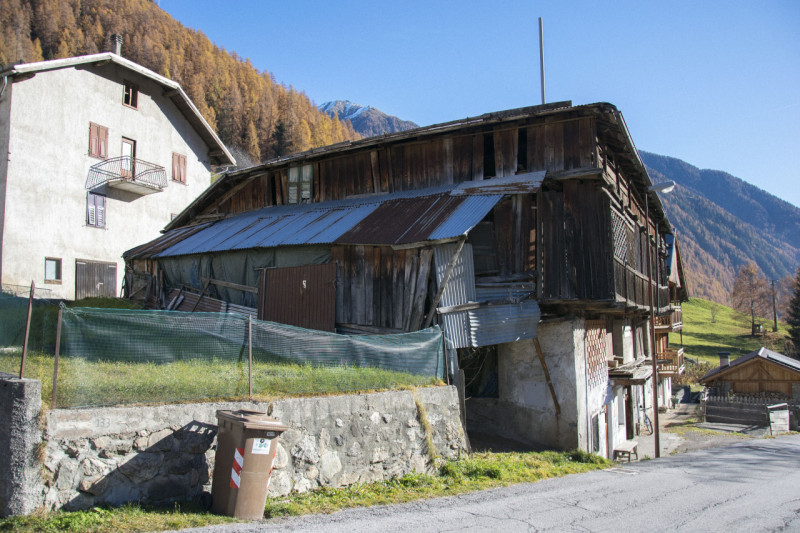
319, 100, 418, 137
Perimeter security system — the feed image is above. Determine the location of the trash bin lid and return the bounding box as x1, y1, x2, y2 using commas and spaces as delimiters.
216, 409, 289, 431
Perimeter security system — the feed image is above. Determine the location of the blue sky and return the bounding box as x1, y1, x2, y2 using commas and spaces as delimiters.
160, 1, 800, 208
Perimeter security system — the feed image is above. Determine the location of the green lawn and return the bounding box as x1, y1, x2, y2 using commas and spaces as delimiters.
671, 297, 792, 367
1, 351, 439, 410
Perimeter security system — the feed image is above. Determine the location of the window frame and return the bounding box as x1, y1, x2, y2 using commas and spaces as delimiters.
87, 192, 106, 228
88, 122, 108, 159
122, 80, 138, 109
44, 257, 62, 284
172, 152, 187, 184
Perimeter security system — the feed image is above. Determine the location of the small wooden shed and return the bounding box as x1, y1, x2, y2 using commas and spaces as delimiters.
699, 347, 800, 398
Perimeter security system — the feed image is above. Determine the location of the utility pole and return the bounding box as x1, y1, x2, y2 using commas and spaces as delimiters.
771, 279, 778, 332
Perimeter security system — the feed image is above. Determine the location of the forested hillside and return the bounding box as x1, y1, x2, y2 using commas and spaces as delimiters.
0, 0, 359, 164
642, 152, 800, 304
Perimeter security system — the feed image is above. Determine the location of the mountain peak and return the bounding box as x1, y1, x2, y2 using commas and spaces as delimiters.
319, 100, 418, 138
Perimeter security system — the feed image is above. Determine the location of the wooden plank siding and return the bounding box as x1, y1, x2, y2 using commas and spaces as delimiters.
332, 245, 434, 332
208, 116, 598, 214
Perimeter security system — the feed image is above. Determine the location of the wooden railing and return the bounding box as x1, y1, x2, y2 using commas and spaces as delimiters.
657, 347, 684, 377
654, 306, 682, 330
613, 258, 670, 310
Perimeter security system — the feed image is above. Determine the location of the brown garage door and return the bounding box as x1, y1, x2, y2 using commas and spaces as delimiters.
75, 260, 117, 300
258, 263, 336, 331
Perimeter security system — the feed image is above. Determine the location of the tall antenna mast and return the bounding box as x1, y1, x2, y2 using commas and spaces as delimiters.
539, 17, 546, 105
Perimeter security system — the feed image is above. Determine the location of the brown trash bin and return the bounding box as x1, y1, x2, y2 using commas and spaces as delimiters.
211, 409, 289, 520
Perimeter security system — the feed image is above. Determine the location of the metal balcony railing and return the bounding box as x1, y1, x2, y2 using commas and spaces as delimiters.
86, 156, 168, 193
657, 347, 684, 377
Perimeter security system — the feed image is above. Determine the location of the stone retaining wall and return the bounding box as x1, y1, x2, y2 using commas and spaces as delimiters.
1, 381, 466, 515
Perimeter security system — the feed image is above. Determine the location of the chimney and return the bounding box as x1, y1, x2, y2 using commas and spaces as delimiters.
110, 34, 123, 55
718, 352, 730, 367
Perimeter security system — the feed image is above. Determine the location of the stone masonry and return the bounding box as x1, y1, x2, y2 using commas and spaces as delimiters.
1, 383, 466, 514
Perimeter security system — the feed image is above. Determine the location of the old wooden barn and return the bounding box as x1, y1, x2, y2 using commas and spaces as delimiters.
125, 101, 688, 456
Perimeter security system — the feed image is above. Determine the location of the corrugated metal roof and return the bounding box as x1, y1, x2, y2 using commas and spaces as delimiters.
468, 300, 541, 347
145, 174, 541, 259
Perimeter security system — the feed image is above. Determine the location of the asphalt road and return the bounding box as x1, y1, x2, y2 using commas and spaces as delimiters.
179, 434, 800, 533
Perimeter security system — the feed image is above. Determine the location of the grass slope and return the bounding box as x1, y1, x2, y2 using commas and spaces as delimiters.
671, 298, 792, 366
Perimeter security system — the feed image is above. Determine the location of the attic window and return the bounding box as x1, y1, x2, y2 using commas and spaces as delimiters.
287, 164, 313, 204
123, 81, 138, 109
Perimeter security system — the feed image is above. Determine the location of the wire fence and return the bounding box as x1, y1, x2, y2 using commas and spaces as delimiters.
1, 288, 448, 408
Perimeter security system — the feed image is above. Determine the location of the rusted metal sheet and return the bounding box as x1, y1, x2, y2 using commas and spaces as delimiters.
258, 263, 337, 331
468, 300, 541, 347
337, 196, 465, 245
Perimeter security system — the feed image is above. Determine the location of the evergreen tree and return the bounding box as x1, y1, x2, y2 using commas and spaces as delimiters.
787, 268, 800, 355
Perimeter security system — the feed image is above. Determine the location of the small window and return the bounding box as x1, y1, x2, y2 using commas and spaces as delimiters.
45, 258, 62, 284
123, 81, 138, 109
287, 164, 313, 204
87, 192, 106, 228
88, 122, 108, 158
172, 153, 187, 183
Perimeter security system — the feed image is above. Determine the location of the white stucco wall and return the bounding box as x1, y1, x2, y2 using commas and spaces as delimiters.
0, 63, 215, 299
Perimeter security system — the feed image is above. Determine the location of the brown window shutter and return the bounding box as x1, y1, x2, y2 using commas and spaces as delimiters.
89, 123, 98, 156
99, 126, 108, 158
179, 154, 186, 183
172, 153, 187, 182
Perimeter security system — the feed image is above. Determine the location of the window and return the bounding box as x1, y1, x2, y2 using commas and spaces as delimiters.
87, 192, 106, 228
45, 258, 62, 284
88, 122, 108, 158
287, 164, 313, 204
123, 81, 138, 109
172, 153, 187, 183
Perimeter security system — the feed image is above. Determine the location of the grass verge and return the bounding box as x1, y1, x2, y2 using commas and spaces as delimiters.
0, 450, 609, 532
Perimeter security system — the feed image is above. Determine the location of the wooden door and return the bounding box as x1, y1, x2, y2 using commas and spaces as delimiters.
75, 260, 117, 300
121, 138, 136, 179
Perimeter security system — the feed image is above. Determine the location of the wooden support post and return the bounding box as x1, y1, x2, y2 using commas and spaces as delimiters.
533, 337, 561, 417
456, 369, 472, 454
191, 280, 212, 312
423, 237, 466, 329
19, 281, 35, 379
248, 314, 253, 400
52, 306, 63, 408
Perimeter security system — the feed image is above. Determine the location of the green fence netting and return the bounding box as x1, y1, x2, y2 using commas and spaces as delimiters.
0, 287, 59, 377
50, 306, 446, 408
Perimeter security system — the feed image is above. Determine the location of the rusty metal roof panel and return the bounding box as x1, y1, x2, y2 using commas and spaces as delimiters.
468, 300, 541, 347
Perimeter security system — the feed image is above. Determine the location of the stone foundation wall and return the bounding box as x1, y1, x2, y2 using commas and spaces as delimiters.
1, 381, 466, 515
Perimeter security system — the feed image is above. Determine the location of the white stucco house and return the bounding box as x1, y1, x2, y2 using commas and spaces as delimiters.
0, 48, 234, 300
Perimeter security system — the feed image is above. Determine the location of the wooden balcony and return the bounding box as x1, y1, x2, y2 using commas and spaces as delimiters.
654, 306, 683, 332
86, 156, 167, 195
613, 258, 670, 312
657, 347, 684, 377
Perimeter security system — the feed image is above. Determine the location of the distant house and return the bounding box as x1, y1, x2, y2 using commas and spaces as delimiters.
700, 348, 800, 429
700, 348, 800, 397
0, 40, 234, 300
125, 101, 688, 457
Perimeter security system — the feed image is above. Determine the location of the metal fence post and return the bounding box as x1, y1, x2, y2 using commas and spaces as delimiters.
19, 281, 35, 379
248, 314, 253, 400
52, 306, 63, 408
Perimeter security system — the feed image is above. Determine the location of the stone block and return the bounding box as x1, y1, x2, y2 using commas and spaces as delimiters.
118, 453, 163, 484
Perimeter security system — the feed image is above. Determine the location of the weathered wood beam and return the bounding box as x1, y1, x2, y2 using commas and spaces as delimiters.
545, 167, 603, 181
201, 277, 258, 294
533, 338, 561, 417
